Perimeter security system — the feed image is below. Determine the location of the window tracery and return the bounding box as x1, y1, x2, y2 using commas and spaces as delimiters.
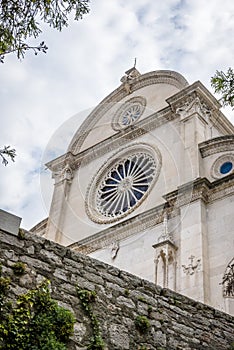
86, 144, 161, 224
112, 96, 146, 130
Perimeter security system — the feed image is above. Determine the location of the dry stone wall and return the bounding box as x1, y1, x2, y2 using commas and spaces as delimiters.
0, 229, 233, 350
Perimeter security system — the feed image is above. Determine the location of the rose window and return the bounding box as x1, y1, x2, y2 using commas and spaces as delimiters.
112, 96, 146, 130
96, 153, 156, 219
121, 104, 142, 126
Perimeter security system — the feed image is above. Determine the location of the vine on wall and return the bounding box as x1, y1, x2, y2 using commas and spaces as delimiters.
77, 286, 105, 350
0, 266, 75, 350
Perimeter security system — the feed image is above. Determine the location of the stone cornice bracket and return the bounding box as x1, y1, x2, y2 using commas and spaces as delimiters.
199, 135, 234, 158
120, 67, 141, 94
163, 178, 211, 208
182, 255, 201, 275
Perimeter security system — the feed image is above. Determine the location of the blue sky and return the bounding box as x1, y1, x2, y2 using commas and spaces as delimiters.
0, 0, 234, 229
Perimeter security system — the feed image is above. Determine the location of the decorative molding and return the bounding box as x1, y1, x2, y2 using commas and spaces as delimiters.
208, 175, 234, 202
46, 105, 175, 174
167, 81, 234, 135
69, 176, 234, 255
69, 203, 176, 254
199, 135, 234, 158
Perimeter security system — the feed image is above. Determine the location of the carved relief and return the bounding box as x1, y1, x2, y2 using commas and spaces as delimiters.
111, 241, 119, 260
52, 164, 74, 185
182, 255, 201, 275
221, 259, 234, 298
176, 96, 211, 121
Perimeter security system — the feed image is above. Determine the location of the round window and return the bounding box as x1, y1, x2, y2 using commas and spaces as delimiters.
86, 145, 161, 223
211, 154, 234, 179
112, 96, 146, 130
220, 161, 233, 175
97, 154, 155, 218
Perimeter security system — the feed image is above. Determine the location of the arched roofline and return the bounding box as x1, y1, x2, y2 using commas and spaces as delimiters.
68, 70, 189, 154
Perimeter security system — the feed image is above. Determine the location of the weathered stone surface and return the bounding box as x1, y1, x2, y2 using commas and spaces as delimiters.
0, 229, 233, 350
109, 324, 130, 349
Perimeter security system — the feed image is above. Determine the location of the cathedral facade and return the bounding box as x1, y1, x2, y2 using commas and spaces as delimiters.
32, 68, 234, 315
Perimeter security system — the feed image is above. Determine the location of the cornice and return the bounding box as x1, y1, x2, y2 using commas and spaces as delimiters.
199, 135, 234, 158
46, 107, 173, 172
69, 202, 176, 254
69, 176, 234, 254
167, 81, 234, 135
30, 217, 48, 236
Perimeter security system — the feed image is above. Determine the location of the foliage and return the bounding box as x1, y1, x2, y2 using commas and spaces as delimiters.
0, 146, 16, 166
77, 286, 105, 350
211, 68, 234, 108
12, 262, 27, 276
0, 0, 90, 62
18, 228, 25, 240
135, 315, 151, 334
0, 276, 75, 350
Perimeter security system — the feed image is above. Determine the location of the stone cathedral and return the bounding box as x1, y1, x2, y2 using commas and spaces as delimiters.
32, 68, 234, 315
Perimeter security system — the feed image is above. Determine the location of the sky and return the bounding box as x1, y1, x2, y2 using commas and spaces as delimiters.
0, 0, 234, 230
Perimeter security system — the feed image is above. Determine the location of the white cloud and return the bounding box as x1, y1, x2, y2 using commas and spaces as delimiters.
0, 0, 234, 229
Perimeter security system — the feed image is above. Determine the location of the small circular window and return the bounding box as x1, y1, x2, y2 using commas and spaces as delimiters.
86, 144, 161, 223
112, 96, 146, 131
211, 154, 234, 179
220, 161, 233, 175
121, 104, 142, 126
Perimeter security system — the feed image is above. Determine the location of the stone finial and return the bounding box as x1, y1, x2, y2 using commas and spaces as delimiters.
158, 214, 173, 243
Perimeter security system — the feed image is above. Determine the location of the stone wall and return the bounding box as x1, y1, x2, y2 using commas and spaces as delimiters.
0, 229, 233, 350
